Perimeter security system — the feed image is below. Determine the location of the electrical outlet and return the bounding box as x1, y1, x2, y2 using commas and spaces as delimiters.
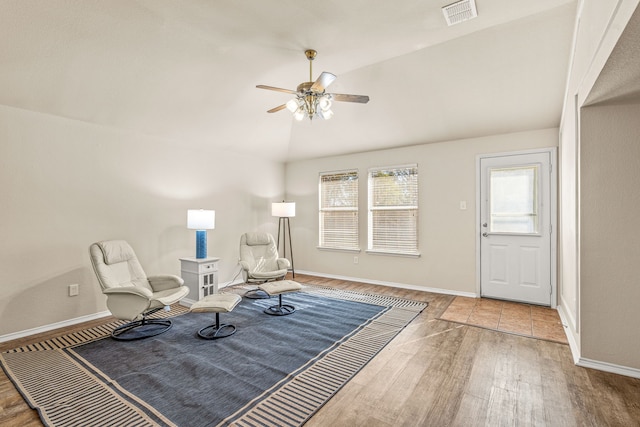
68, 284, 79, 297
354, 256, 359, 264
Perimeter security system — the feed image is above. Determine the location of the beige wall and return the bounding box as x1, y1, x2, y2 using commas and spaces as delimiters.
580, 102, 640, 369
558, 0, 630, 336
559, 0, 640, 373
285, 129, 557, 294
0, 105, 285, 337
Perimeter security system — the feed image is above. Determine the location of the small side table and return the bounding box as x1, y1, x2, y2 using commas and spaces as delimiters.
179, 257, 220, 301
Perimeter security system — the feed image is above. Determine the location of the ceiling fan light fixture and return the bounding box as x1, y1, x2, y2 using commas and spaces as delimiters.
286, 98, 299, 113
293, 108, 305, 121
257, 49, 369, 122
320, 109, 334, 120
319, 96, 332, 111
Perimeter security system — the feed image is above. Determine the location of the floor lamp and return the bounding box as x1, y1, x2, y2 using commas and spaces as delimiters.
272, 201, 295, 278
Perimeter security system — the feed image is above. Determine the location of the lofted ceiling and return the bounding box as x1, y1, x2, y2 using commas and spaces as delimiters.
584, 3, 640, 107
1, 0, 577, 162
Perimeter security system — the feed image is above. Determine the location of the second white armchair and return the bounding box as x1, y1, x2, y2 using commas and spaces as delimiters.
239, 232, 290, 297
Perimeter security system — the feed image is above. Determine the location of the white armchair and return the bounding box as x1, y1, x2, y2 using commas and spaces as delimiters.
239, 232, 290, 297
89, 240, 189, 340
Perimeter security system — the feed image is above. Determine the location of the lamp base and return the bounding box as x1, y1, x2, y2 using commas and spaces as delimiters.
196, 230, 207, 259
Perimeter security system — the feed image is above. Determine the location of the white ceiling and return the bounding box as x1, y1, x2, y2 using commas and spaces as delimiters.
1, 0, 577, 162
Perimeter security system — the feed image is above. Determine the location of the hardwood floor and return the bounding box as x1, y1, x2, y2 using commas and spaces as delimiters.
2, 274, 639, 426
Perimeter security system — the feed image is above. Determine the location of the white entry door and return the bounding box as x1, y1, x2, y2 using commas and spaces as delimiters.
479, 150, 554, 306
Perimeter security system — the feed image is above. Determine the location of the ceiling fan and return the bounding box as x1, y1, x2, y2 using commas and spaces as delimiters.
257, 49, 370, 121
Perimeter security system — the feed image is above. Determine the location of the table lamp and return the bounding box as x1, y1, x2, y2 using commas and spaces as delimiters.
187, 209, 215, 259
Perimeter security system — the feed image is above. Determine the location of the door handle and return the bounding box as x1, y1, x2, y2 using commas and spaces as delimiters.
482, 232, 489, 237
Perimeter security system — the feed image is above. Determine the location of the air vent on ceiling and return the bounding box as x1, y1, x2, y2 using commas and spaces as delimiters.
442, 0, 478, 26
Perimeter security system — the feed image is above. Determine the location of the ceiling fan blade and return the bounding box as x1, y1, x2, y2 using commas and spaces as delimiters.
331, 93, 370, 104
256, 85, 297, 95
310, 72, 337, 93
267, 104, 287, 113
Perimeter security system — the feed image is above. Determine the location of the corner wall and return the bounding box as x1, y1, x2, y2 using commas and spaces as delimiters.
558, 0, 640, 375
579, 102, 640, 370
0, 105, 285, 338
285, 129, 557, 294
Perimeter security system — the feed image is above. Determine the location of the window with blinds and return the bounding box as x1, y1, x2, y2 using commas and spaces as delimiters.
368, 165, 419, 255
318, 170, 359, 250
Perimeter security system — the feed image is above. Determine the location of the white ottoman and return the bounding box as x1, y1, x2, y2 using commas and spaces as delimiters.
190, 293, 242, 339
258, 280, 303, 316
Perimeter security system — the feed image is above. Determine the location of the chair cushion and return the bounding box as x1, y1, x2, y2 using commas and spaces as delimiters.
98, 240, 137, 265
151, 286, 190, 306
244, 232, 271, 246
90, 241, 150, 291
250, 269, 287, 279
259, 280, 303, 296
190, 294, 242, 313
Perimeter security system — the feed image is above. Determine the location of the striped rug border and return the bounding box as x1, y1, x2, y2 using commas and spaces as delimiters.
221, 286, 427, 426
3, 305, 190, 353
1, 285, 427, 427
301, 284, 427, 310
1, 349, 174, 427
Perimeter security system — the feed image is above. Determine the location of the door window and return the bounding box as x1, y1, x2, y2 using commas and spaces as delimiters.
489, 165, 539, 234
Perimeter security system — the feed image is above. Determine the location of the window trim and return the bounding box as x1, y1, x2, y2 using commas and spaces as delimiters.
367, 164, 420, 257
318, 169, 360, 251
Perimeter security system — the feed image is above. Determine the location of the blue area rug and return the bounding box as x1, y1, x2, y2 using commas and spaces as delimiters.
1, 285, 427, 427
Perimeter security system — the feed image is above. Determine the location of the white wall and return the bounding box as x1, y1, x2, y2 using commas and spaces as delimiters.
285, 129, 557, 294
0, 105, 285, 337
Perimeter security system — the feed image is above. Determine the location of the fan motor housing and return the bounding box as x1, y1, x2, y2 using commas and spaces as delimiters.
297, 82, 314, 93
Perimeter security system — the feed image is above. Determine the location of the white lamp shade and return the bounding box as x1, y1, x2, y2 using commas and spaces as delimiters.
187, 209, 215, 229
272, 202, 295, 217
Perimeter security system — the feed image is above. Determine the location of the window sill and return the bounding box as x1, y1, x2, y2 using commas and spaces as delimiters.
365, 250, 421, 258
317, 246, 361, 254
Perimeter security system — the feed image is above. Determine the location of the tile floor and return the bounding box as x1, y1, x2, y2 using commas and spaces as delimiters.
439, 296, 568, 344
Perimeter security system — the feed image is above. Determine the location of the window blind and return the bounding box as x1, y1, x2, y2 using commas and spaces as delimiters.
368, 165, 418, 255
319, 170, 359, 250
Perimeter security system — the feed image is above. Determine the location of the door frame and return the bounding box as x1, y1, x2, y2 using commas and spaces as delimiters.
475, 147, 558, 308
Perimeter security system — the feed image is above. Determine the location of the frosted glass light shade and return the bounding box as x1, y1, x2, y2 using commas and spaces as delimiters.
272, 202, 295, 217
286, 99, 299, 113
318, 96, 332, 111
293, 108, 305, 121
187, 209, 215, 230
320, 109, 333, 120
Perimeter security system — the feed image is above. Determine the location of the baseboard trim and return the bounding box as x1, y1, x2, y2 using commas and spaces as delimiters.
577, 357, 640, 380
0, 311, 111, 344
295, 270, 477, 298
556, 305, 640, 379
556, 304, 580, 364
